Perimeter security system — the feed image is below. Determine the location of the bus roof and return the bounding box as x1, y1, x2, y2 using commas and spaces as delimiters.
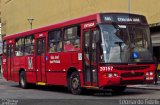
3, 13, 99, 40
3, 12, 146, 40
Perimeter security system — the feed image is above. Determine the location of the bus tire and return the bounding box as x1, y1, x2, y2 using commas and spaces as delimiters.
112, 86, 126, 94
69, 72, 82, 95
19, 71, 28, 89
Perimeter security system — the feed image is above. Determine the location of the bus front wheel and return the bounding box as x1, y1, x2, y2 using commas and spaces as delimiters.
19, 71, 28, 89
69, 72, 82, 95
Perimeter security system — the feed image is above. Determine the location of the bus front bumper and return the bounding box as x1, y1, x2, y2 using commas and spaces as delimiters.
99, 76, 154, 87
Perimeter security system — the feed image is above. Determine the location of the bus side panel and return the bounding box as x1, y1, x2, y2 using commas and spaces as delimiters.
79, 72, 84, 87
46, 72, 66, 85
46, 53, 66, 86
13, 56, 26, 82
62, 51, 83, 86
12, 71, 19, 82
2, 56, 8, 80
26, 72, 37, 83
3, 72, 8, 80
46, 52, 83, 86
25, 56, 36, 83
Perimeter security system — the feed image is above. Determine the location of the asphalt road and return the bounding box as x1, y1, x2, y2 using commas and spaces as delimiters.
0, 78, 160, 105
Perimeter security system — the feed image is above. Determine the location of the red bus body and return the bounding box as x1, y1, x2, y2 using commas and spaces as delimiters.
2, 13, 155, 94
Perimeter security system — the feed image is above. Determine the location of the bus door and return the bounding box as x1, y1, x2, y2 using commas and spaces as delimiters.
6, 44, 14, 80
36, 37, 46, 83
83, 29, 99, 86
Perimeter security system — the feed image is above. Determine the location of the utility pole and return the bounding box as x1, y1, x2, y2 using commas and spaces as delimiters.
27, 18, 34, 29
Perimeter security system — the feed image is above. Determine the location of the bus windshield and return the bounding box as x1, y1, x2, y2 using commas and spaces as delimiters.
99, 24, 153, 63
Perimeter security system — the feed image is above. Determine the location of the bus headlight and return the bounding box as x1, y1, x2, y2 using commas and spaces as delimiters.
145, 71, 154, 80
146, 71, 154, 76
146, 72, 149, 76
149, 71, 153, 76
107, 73, 118, 78
113, 73, 118, 77
108, 73, 113, 78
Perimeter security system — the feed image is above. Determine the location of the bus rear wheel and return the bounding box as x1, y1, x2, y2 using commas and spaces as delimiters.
69, 72, 82, 95
19, 71, 28, 89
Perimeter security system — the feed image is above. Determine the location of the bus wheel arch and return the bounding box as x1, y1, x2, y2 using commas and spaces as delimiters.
19, 68, 28, 89
67, 67, 82, 95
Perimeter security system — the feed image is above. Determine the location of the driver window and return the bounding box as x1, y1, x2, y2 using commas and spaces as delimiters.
91, 30, 99, 63
84, 31, 90, 61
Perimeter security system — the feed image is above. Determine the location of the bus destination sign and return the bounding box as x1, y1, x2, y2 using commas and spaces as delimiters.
101, 14, 147, 24
117, 17, 140, 22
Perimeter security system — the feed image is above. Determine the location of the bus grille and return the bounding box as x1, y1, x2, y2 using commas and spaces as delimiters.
121, 72, 144, 77
113, 66, 149, 70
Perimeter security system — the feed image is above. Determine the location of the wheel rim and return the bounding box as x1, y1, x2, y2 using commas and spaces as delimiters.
72, 77, 79, 89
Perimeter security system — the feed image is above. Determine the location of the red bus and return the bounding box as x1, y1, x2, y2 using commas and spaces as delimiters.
2, 13, 155, 95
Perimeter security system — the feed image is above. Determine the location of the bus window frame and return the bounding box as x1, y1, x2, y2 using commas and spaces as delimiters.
3, 40, 7, 56
63, 25, 81, 52
24, 35, 35, 55
15, 37, 25, 57
48, 29, 63, 53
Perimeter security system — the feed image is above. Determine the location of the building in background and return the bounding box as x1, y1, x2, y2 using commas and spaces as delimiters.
0, 0, 2, 73
0, 0, 160, 62
0, 0, 160, 35
0, 23, 1, 73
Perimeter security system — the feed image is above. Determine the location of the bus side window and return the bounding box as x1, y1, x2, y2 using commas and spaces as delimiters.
3, 41, 7, 56
15, 38, 24, 56
64, 26, 80, 51
48, 29, 62, 53
24, 35, 34, 55
84, 31, 90, 60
